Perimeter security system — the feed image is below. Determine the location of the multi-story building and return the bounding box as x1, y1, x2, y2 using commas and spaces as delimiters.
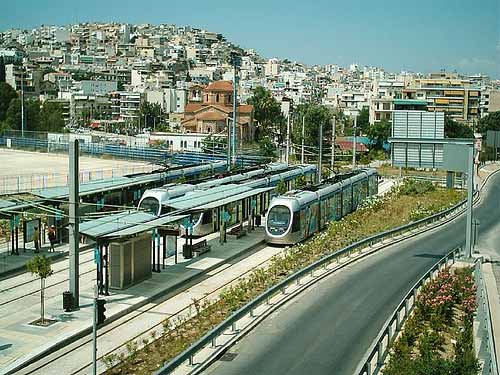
402, 73, 480, 125
109, 91, 142, 122
369, 80, 404, 124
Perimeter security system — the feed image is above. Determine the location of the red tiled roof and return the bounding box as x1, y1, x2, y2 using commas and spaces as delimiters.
196, 112, 228, 121
184, 103, 253, 114
204, 80, 233, 92
337, 141, 369, 152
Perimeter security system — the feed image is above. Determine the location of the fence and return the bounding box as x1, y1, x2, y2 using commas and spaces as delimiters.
355, 247, 464, 375
154, 195, 470, 374
0, 165, 157, 195
474, 259, 499, 375
0, 137, 265, 168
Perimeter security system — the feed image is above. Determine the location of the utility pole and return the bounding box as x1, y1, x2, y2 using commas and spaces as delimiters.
465, 144, 474, 258
331, 117, 336, 173
69, 140, 80, 309
286, 114, 290, 164
231, 52, 240, 169
92, 285, 97, 375
352, 114, 357, 170
21, 69, 25, 138
226, 117, 231, 171
318, 121, 323, 183
301, 116, 305, 164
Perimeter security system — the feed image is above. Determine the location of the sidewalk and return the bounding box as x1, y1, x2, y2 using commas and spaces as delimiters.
0, 226, 266, 374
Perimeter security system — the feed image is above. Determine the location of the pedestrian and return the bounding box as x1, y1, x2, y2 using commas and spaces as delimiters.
33, 226, 40, 253
48, 225, 56, 252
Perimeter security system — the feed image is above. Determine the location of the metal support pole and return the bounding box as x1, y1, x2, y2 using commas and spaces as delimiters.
331, 117, 336, 173
286, 114, 290, 165
92, 285, 97, 375
226, 118, 231, 171
318, 122, 323, 183
232, 66, 238, 168
301, 116, 305, 164
465, 144, 474, 258
69, 140, 80, 308
352, 115, 357, 170
21, 69, 25, 138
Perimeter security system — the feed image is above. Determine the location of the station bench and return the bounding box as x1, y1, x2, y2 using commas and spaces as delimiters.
229, 225, 247, 239
185, 239, 211, 257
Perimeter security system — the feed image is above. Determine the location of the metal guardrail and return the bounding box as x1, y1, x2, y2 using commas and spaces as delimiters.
155, 196, 470, 374
355, 246, 464, 375
474, 259, 499, 375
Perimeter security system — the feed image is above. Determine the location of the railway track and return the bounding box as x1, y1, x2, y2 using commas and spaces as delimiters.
17, 242, 287, 375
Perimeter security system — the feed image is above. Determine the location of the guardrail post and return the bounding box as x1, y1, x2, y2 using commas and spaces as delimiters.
211, 337, 217, 348
231, 322, 237, 333
188, 354, 194, 366
250, 308, 254, 318
365, 361, 372, 375
396, 309, 402, 330
388, 323, 394, 344
405, 298, 411, 318
377, 340, 384, 366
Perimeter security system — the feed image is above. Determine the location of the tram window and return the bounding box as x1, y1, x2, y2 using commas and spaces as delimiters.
292, 211, 301, 232
267, 205, 291, 234
202, 211, 212, 224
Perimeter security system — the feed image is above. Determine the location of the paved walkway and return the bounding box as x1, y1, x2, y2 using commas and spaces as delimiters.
0, 226, 266, 374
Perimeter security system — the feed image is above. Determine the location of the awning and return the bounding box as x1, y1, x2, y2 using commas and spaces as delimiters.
103, 214, 187, 240
194, 187, 274, 210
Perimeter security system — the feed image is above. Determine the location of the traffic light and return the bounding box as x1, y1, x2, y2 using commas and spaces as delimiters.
96, 299, 106, 325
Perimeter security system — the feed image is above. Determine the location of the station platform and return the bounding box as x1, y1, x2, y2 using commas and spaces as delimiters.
0, 226, 266, 374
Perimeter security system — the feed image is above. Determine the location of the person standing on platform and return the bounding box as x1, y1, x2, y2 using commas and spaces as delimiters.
33, 226, 40, 253
48, 225, 56, 252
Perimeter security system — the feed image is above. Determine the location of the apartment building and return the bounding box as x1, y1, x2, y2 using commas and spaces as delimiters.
402, 73, 480, 125
369, 80, 404, 124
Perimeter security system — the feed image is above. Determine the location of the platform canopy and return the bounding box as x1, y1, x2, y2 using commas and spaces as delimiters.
193, 187, 274, 211
80, 210, 187, 241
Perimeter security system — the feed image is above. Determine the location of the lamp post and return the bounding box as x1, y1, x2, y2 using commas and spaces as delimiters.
352, 114, 357, 170
230, 52, 241, 169
301, 116, 305, 164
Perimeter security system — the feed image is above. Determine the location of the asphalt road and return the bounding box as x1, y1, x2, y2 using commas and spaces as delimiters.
203, 172, 500, 375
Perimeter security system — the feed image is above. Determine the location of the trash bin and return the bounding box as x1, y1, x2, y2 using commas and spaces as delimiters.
182, 244, 193, 259
63, 291, 73, 312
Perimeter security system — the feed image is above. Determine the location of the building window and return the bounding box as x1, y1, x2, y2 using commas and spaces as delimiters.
216, 94, 219, 103
375, 113, 381, 121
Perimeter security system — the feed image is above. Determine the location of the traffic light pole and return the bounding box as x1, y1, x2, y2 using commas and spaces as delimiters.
92, 285, 97, 375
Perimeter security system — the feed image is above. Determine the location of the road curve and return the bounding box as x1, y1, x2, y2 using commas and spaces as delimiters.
202, 172, 500, 375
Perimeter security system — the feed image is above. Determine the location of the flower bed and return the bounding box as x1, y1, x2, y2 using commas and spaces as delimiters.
383, 266, 479, 375
103, 180, 466, 374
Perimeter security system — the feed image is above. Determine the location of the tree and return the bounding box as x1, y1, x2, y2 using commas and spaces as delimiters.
39, 101, 65, 132
445, 115, 474, 138
26, 255, 53, 324
247, 86, 285, 141
4, 98, 41, 131
367, 119, 391, 150
275, 179, 287, 195
139, 102, 163, 129
478, 111, 500, 134
356, 107, 370, 135
292, 103, 332, 148
258, 135, 276, 157
202, 134, 227, 153
0, 82, 17, 123
0, 56, 5, 83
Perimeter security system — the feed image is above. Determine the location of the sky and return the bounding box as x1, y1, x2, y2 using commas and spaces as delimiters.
2, 0, 499, 78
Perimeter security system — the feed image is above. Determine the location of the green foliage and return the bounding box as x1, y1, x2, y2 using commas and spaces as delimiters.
292, 103, 332, 148
4, 98, 41, 131
356, 107, 370, 134
247, 86, 286, 141
478, 111, 500, 134
275, 179, 287, 195
201, 134, 227, 153
26, 255, 53, 279
295, 175, 307, 189
445, 115, 474, 139
140, 102, 163, 128
38, 101, 65, 132
399, 179, 436, 196
366, 119, 391, 150
258, 135, 276, 157
0, 82, 17, 123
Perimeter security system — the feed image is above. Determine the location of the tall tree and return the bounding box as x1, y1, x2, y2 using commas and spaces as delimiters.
292, 103, 332, 148
366, 119, 391, 150
4, 98, 41, 131
444, 115, 474, 138
478, 111, 500, 134
247, 86, 285, 141
0, 57, 5, 83
356, 107, 370, 135
39, 101, 65, 132
0, 82, 17, 123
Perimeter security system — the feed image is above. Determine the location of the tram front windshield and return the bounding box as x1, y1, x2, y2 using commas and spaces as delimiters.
267, 205, 291, 235
139, 197, 160, 215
